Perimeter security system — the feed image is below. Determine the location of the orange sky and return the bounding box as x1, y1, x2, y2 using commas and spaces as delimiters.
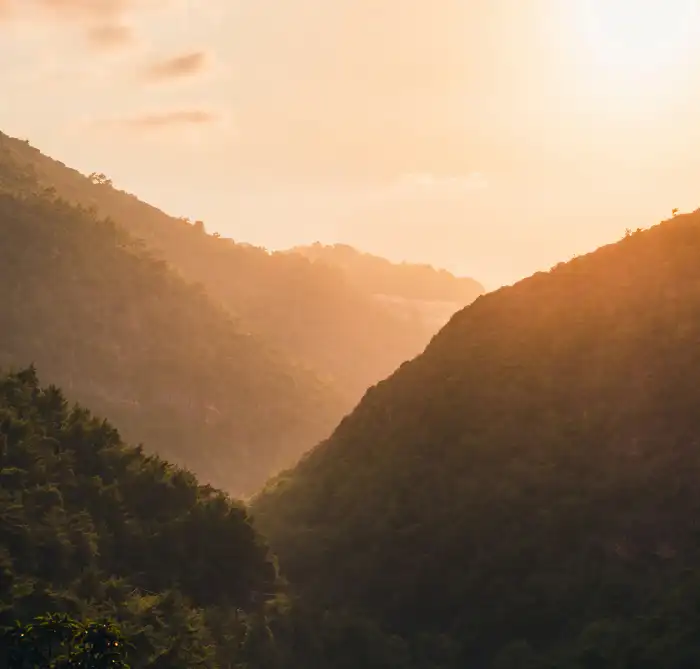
2, 0, 700, 288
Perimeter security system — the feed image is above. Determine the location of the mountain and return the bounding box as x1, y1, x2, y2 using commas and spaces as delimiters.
253, 213, 700, 667
289, 242, 485, 343
0, 132, 467, 402
289, 242, 484, 303
0, 368, 441, 669
0, 148, 342, 495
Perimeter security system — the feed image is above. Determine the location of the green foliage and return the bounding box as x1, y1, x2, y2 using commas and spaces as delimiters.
0, 367, 428, 668
0, 141, 344, 494
1, 614, 129, 669
0, 367, 281, 668
254, 211, 700, 666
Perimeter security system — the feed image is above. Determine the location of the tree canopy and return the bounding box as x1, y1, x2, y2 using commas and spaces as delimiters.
0, 368, 438, 669
0, 367, 280, 667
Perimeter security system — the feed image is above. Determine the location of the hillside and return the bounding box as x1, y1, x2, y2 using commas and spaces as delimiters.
289, 242, 485, 342
0, 162, 342, 495
0, 368, 446, 669
0, 367, 277, 668
0, 132, 449, 401
254, 212, 700, 667
289, 242, 484, 303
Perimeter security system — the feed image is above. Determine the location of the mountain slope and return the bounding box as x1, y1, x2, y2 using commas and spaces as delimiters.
0, 367, 277, 668
0, 132, 452, 401
289, 242, 484, 303
0, 178, 342, 495
253, 212, 700, 667
0, 368, 453, 669
289, 242, 485, 345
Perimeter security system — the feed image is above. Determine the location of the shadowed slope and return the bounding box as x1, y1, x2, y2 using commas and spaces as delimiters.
0, 182, 342, 495
254, 211, 700, 667
0, 132, 465, 402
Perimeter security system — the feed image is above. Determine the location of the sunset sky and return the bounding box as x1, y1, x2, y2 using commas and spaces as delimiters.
2, 0, 700, 288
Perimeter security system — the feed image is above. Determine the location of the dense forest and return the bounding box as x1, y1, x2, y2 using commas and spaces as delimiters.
254, 211, 700, 667
0, 143, 344, 495
0, 368, 447, 668
0, 366, 277, 667
0, 132, 483, 401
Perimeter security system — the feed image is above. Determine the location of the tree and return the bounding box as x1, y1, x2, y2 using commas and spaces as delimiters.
88, 172, 113, 187
0, 614, 129, 669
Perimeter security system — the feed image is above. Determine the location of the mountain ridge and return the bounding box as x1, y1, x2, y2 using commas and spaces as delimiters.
0, 167, 343, 495
287, 242, 484, 302
253, 210, 700, 667
0, 131, 477, 402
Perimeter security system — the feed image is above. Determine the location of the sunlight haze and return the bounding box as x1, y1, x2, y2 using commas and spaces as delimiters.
2, 0, 700, 288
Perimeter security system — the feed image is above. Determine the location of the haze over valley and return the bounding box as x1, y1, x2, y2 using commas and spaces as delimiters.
2, 1, 700, 668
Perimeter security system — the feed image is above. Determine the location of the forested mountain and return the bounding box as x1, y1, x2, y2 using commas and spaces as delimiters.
0, 132, 463, 401
254, 212, 700, 667
289, 242, 484, 303
0, 368, 438, 669
0, 150, 343, 495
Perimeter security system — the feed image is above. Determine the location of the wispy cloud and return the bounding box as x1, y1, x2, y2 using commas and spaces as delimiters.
0, 0, 162, 49
86, 22, 134, 48
115, 110, 218, 129
141, 51, 210, 82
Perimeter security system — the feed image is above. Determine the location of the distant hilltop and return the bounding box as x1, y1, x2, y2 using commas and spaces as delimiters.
287, 242, 485, 303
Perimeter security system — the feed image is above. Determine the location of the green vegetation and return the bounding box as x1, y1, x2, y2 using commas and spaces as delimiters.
0, 132, 475, 401
1, 615, 129, 669
9, 125, 700, 667
254, 210, 700, 667
0, 368, 436, 668
0, 367, 277, 667
290, 242, 484, 303
0, 148, 343, 495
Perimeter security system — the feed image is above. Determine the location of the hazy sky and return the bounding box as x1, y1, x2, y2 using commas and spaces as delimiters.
2, 0, 700, 288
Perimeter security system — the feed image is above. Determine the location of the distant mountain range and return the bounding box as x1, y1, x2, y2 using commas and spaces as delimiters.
0, 130, 483, 493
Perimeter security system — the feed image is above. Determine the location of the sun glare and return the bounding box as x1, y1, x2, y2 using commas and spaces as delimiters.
574, 1, 700, 77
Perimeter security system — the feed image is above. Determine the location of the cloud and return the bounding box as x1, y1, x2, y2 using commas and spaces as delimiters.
116, 110, 218, 129
0, 0, 164, 49
85, 22, 134, 48
141, 51, 210, 82
37, 0, 138, 50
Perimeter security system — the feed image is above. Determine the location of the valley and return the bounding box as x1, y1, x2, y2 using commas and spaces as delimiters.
2, 3, 700, 664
